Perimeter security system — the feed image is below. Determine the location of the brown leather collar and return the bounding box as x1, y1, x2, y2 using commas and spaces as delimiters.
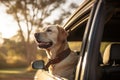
44, 48, 71, 70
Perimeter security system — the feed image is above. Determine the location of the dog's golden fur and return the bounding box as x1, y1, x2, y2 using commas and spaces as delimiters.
34, 25, 78, 80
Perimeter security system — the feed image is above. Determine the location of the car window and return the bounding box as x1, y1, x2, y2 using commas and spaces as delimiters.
65, 0, 93, 53
68, 42, 81, 51
100, 4, 120, 55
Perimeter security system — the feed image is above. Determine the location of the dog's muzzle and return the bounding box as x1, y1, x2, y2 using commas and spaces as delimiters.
34, 33, 53, 48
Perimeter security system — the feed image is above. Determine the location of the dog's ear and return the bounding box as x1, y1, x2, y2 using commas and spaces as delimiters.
57, 25, 68, 43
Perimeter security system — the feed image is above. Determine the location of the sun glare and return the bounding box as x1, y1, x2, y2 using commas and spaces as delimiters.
0, 5, 18, 39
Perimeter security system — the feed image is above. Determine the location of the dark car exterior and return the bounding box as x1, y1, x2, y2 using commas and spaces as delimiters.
64, 0, 120, 80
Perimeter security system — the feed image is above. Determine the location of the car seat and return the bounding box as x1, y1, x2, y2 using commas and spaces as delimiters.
102, 43, 120, 80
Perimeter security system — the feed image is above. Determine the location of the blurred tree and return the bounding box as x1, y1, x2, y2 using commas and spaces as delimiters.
53, 2, 79, 24
0, 0, 65, 64
0, 0, 78, 65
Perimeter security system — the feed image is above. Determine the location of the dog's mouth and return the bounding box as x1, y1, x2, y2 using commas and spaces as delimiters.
34, 33, 53, 49
36, 39, 53, 49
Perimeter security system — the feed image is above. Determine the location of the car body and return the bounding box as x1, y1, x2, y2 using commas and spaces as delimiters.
33, 0, 120, 80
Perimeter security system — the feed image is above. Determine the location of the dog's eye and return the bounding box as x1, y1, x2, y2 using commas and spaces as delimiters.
46, 29, 52, 32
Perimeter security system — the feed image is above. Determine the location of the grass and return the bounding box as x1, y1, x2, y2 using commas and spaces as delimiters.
0, 68, 36, 80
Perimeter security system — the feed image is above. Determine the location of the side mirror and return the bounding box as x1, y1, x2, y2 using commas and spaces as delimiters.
32, 60, 45, 69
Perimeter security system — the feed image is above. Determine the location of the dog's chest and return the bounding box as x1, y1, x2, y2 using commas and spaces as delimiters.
46, 51, 78, 80
49, 54, 78, 79
49, 62, 75, 80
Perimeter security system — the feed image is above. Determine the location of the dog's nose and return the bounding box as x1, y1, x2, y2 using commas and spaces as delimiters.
34, 33, 40, 38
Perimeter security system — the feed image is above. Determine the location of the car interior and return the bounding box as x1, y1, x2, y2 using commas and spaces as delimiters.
99, 4, 120, 80
101, 43, 120, 80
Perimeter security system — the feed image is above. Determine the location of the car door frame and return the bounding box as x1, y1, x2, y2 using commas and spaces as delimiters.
75, 0, 106, 80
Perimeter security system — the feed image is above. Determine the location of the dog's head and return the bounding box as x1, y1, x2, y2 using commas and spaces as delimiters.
34, 25, 68, 49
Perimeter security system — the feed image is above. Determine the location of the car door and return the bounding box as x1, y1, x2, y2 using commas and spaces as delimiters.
64, 0, 120, 80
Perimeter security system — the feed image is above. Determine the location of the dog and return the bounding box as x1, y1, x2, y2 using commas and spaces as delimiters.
34, 25, 78, 80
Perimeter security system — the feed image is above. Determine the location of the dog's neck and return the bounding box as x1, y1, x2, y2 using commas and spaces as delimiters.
46, 40, 69, 59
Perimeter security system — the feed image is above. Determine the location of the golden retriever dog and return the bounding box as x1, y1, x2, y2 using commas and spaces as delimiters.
34, 25, 78, 80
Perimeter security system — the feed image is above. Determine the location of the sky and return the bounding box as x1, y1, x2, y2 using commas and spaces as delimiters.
0, 0, 84, 39
0, 4, 18, 38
